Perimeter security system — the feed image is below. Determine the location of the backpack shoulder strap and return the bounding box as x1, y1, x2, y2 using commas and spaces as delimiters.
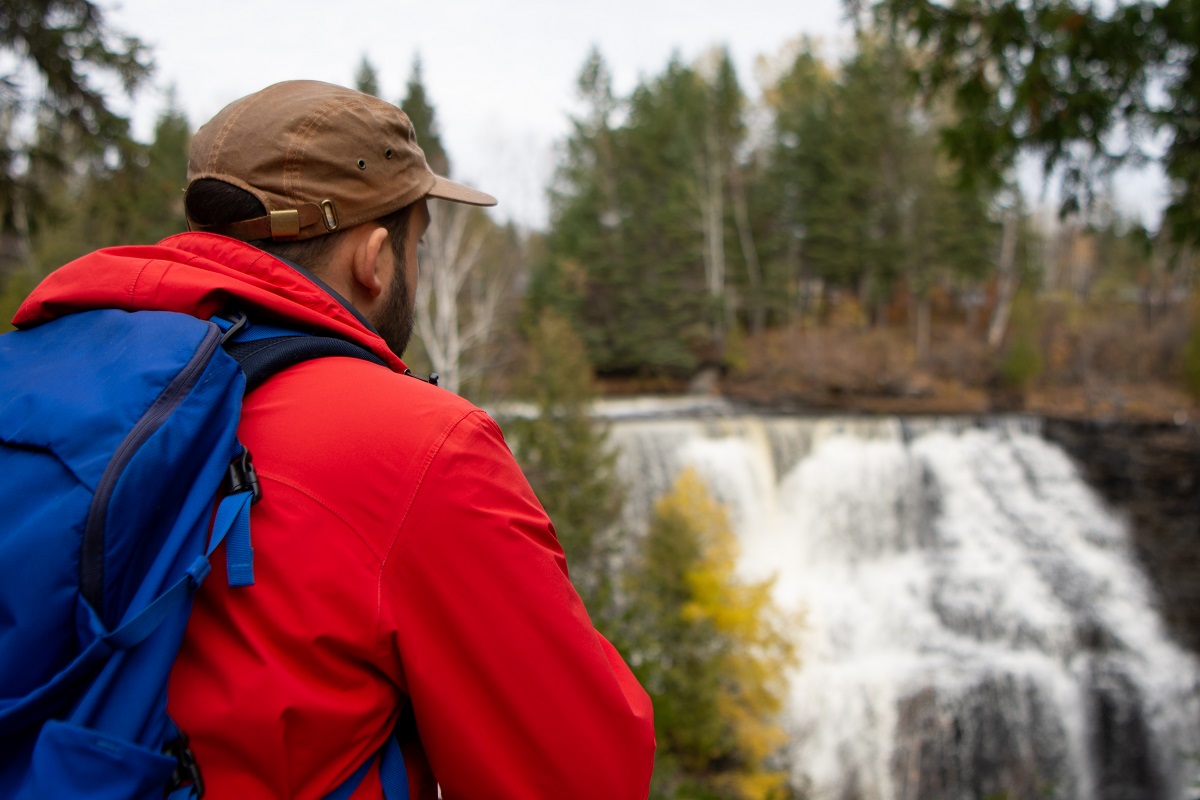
322, 730, 409, 800
214, 316, 409, 798
213, 312, 387, 393
225, 335, 387, 393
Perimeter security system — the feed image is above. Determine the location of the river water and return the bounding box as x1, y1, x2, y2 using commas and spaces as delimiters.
601, 399, 1200, 800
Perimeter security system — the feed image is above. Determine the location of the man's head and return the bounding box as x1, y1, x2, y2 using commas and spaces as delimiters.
183, 80, 496, 356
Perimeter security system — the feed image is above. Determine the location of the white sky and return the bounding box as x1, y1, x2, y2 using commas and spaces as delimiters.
102, 0, 1168, 231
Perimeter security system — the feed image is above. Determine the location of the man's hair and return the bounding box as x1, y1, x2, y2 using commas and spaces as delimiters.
185, 179, 414, 274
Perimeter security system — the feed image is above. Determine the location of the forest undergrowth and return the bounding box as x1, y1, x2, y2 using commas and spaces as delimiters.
624, 302, 1200, 426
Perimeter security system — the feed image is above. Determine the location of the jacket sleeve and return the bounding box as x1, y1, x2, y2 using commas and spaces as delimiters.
379, 409, 655, 800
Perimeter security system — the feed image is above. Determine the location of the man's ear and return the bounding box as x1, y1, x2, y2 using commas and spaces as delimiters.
349, 225, 390, 298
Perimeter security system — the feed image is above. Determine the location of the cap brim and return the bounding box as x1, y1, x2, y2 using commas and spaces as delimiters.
427, 174, 497, 207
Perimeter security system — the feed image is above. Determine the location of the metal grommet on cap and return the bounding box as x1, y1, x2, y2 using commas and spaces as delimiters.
356, 159, 367, 170
320, 199, 339, 230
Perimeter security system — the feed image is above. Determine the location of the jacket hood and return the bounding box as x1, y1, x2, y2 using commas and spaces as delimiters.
12, 232, 407, 372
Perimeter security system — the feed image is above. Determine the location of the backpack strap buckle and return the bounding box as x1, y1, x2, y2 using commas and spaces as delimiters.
165, 730, 205, 798
226, 448, 262, 505
216, 311, 249, 345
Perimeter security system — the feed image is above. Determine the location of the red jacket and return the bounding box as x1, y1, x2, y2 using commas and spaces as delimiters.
14, 233, 655, 799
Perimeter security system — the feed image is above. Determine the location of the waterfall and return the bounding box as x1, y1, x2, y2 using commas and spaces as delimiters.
603, 400, 1200, 800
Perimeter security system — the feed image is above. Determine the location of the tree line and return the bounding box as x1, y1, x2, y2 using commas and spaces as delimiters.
531, 39, 999, 376
533, 25, 1196, 404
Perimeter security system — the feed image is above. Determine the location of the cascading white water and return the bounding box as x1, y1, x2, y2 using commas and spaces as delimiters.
603, 400, 1200, 800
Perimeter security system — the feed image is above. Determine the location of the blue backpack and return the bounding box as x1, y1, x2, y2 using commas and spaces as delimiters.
0, 308, 408, 799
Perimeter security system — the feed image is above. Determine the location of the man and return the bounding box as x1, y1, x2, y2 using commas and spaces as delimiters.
11, 80, 655, 799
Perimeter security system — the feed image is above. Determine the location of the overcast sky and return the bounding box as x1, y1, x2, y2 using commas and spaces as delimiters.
103, 0, 1168, 231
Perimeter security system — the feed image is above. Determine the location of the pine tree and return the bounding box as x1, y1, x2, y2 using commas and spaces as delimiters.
610, 56, 713, 371
530, 47, 623, 356
758, 34, 993, 339
0, 0, 151, 270
505, 312, 624, 622
621, 469, 799, 800
31, 95, 190, 274
754, 39, 840, 325
542, 50, 738, 377
354, 55, 380, 97
401, 55, 449, 176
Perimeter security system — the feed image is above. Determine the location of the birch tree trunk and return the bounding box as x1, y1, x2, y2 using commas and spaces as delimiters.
987, 206, 1020, 349
414, 202, 503, 396
700, 125, 726, 353
729, 164, 764, 336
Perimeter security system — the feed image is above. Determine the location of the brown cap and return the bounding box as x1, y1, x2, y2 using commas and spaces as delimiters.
186, 80, 496, 241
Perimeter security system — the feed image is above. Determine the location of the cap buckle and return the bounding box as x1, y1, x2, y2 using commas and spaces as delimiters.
268, 210, 301, 239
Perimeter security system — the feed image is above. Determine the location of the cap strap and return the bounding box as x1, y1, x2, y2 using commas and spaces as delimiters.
188, 202, 330, 241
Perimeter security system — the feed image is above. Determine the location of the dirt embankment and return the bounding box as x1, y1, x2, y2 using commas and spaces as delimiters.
717, 319, 1199, 425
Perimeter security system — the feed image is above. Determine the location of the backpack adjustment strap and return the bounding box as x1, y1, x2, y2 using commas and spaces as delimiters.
212, 447, 259, 588
226, 449, 262, 505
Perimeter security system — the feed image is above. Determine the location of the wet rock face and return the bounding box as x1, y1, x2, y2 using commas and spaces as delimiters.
891, 676, 1079, 800
1043, 420, 1200, 654
888, 662, 1169, 800
1087, 660, 1162, 800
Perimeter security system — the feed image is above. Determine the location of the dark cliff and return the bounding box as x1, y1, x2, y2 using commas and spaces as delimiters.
1043, 419, 1200, 654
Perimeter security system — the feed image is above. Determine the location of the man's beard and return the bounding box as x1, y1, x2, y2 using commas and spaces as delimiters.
373, 269, 416, 358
